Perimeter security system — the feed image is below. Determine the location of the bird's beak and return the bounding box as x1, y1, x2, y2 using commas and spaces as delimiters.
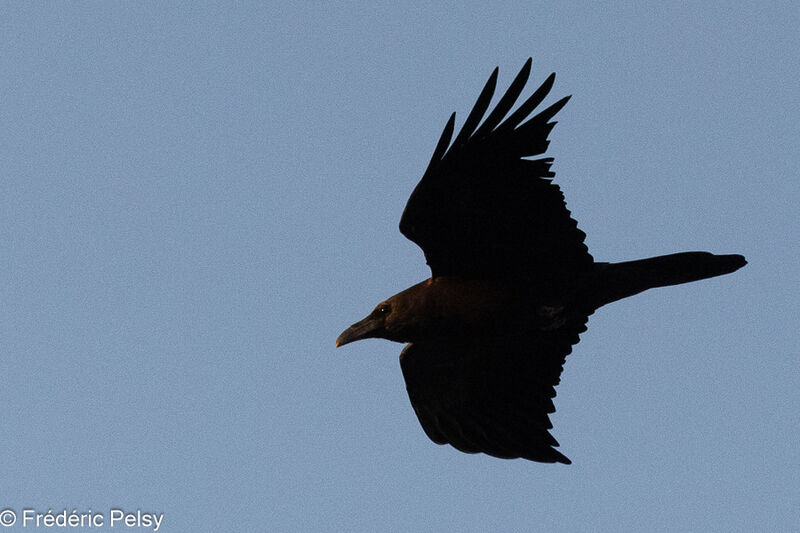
335, 315, 384, 348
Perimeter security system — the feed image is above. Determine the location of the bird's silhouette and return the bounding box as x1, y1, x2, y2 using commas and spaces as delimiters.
336, 58, 746, 464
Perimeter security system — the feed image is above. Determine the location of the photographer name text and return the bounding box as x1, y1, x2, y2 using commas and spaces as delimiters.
0, 508, 162, 531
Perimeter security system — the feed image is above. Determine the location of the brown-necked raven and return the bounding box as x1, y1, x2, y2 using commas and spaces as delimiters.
336, 58, 746, 464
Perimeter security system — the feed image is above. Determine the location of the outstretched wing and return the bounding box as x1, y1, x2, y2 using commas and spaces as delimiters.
399, 313, 589, 464
399, 58, 592, 279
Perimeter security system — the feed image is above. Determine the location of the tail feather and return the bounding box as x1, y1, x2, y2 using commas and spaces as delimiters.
591, 252, 746, 309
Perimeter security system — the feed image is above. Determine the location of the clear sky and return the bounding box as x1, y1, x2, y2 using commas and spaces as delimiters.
1, 2, 798, 532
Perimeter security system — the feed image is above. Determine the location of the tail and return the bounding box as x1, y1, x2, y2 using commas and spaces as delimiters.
590, 252, 746, 309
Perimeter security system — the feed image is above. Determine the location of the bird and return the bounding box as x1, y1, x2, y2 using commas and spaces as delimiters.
335, 58, 746, 464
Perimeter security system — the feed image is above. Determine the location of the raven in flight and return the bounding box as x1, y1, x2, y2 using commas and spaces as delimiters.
336, 58, 746, 464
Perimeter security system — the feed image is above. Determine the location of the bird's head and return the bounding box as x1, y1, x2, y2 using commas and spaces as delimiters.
336, 280, 433, 348
335, 300, 396, 347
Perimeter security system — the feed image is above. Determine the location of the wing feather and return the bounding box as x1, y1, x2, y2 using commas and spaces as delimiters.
426, 112, 456, 171
399, 314, 588, 464
399, 60, 592, 279
472, 58, 531, 139
451, 67, 498, 150
497, 71, 556, 132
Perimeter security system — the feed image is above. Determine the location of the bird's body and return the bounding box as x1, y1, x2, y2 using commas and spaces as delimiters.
336, 59, 746, 464
365, 277, 561, 342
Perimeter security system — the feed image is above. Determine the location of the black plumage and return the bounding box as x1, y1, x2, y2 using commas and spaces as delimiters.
336, 59, 746, 464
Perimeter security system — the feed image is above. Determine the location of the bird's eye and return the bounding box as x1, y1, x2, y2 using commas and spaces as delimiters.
377, 304, 391, 314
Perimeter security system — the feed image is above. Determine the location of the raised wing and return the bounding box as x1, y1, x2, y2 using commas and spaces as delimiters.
399, 312, 588, 464
399, 58, 593, 279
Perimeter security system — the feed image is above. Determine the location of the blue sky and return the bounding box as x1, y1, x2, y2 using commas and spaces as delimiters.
1, 2, 798, 532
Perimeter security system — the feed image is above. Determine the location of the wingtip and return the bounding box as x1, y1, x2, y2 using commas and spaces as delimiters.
425, 111, 457, 169
486, 66, 499, 88
545, 445, 572, 465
